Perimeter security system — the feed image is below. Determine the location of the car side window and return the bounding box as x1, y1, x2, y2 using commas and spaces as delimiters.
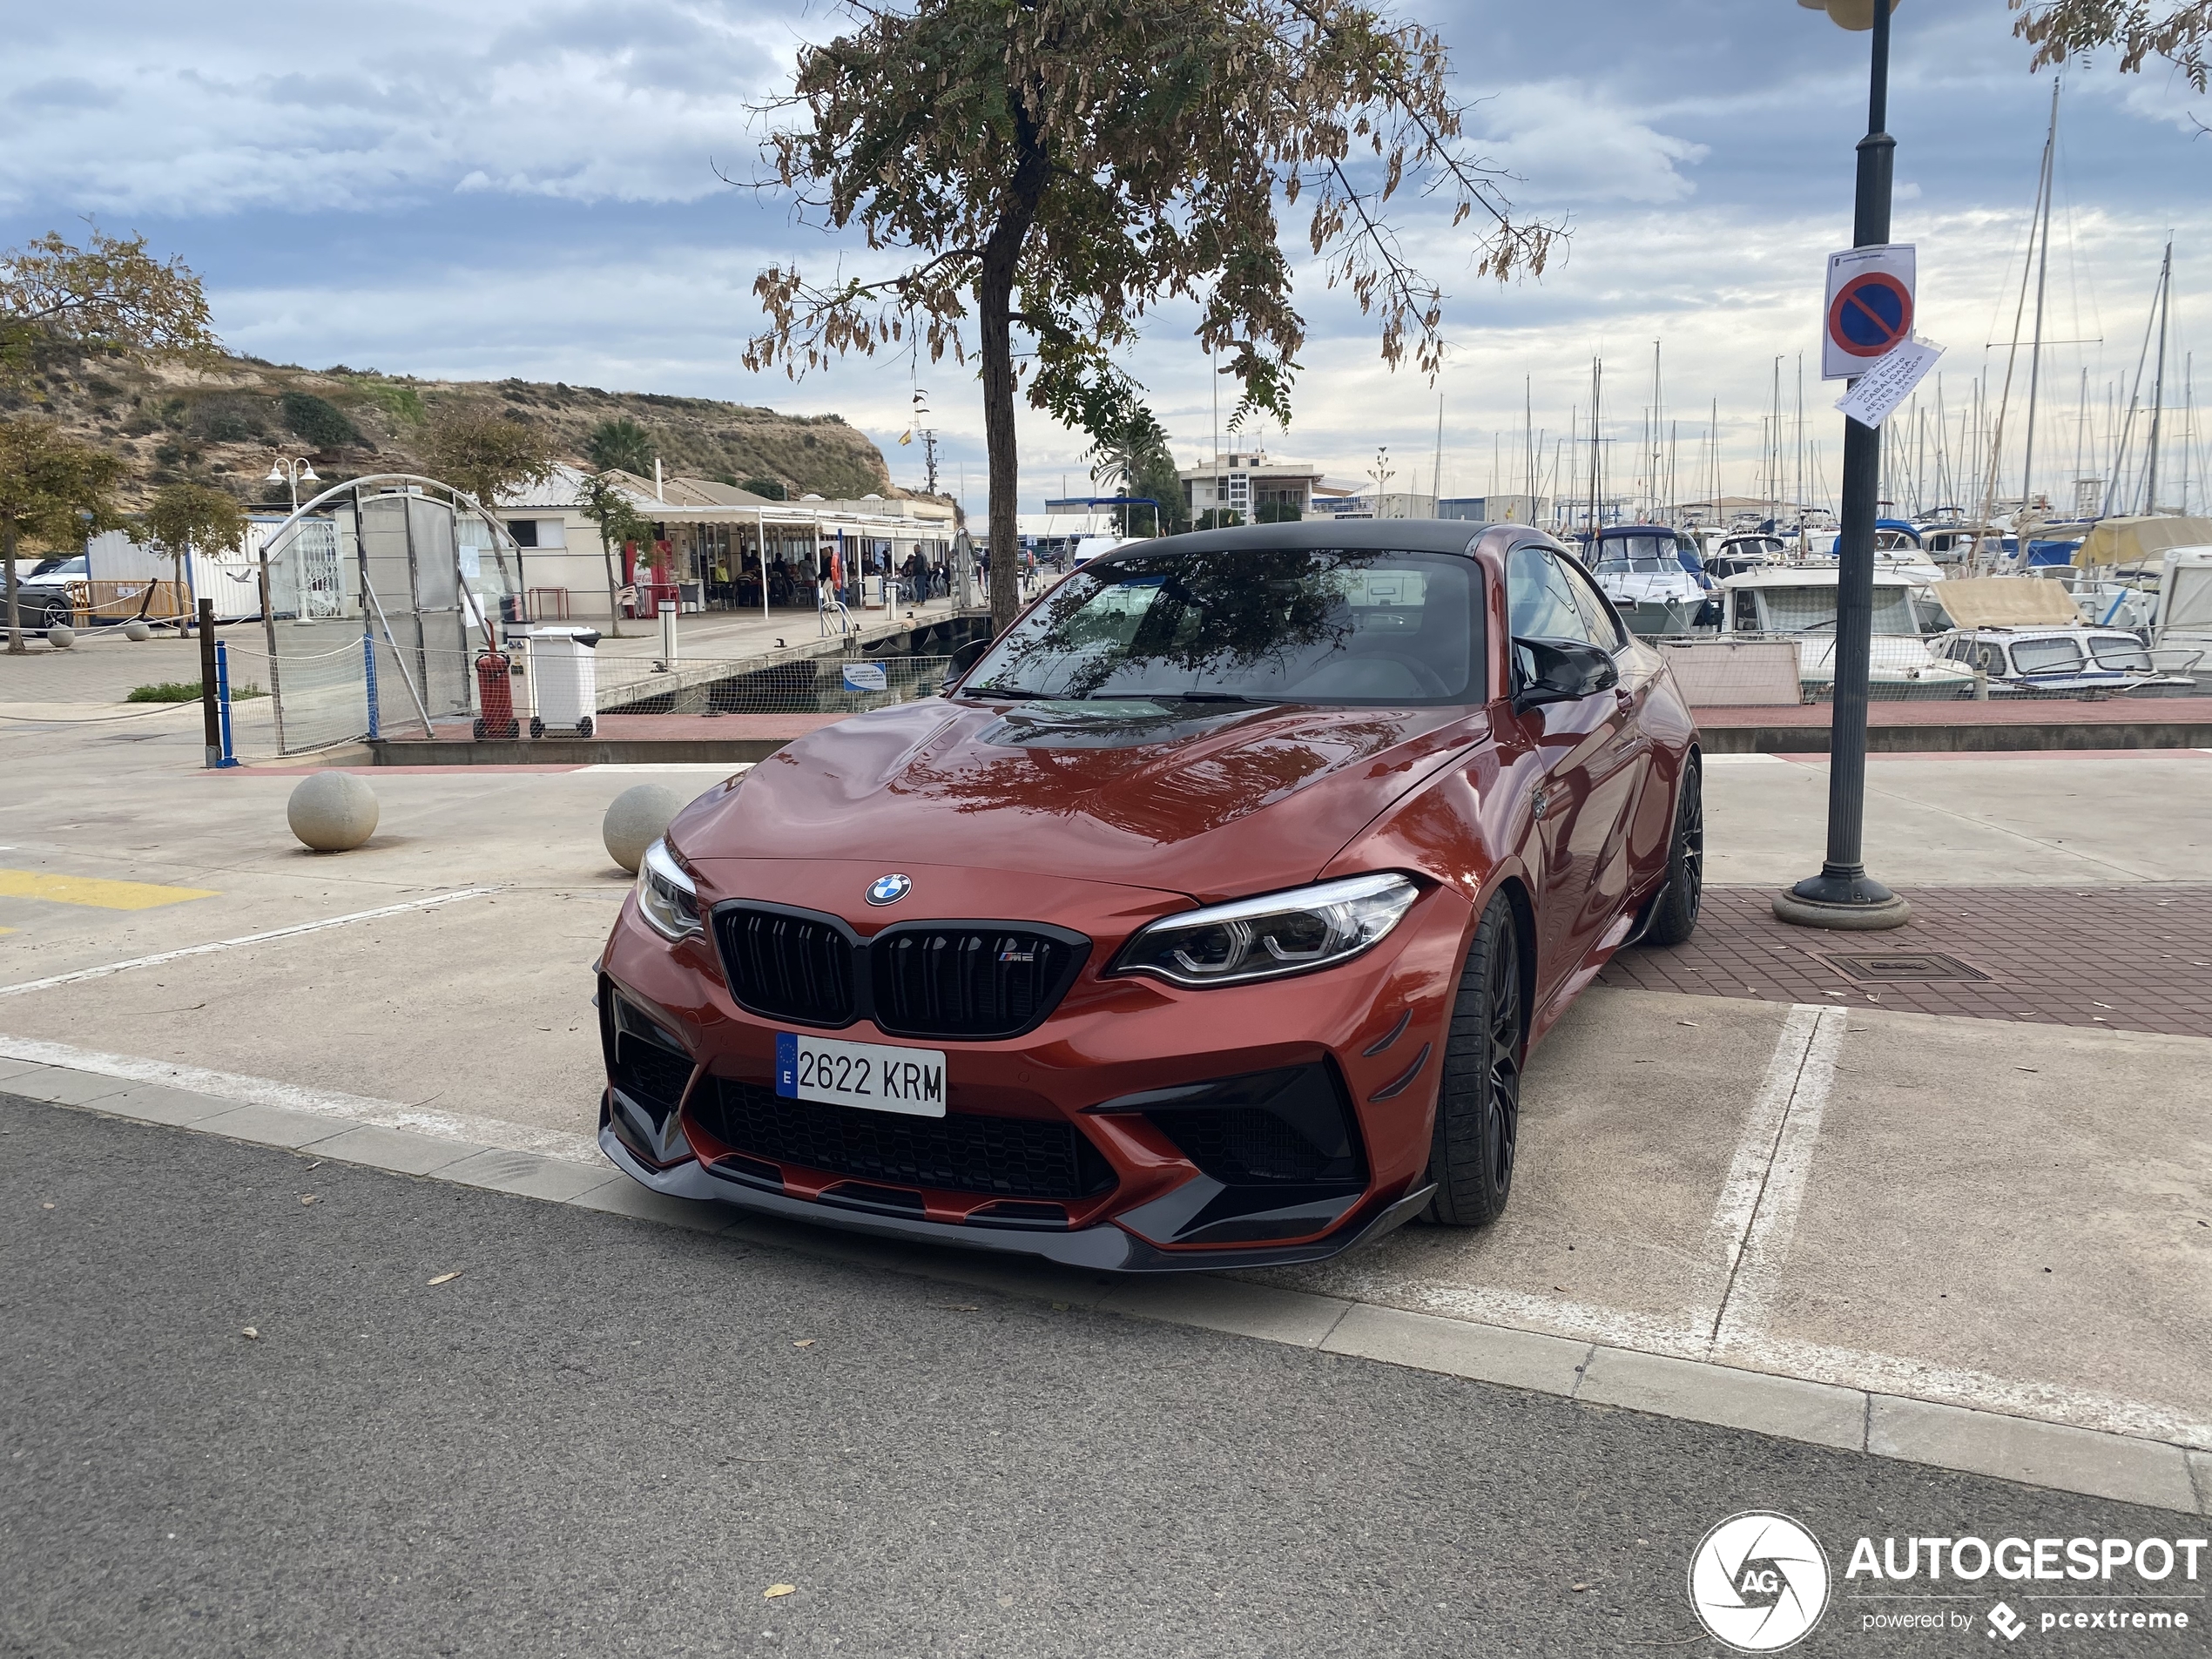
1554, 555, 1625, 650
1507, 543, 1602, 645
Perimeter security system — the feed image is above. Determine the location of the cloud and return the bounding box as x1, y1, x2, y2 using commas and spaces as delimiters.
1474, 84, 1711, 206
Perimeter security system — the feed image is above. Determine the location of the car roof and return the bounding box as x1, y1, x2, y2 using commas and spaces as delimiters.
1096, 520, 1501, 563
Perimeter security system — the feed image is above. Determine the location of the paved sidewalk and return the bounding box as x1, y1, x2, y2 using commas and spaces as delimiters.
1602, 885, 2212, 1038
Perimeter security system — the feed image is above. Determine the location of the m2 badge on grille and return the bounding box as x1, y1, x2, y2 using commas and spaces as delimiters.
775, 1031, 947, 1117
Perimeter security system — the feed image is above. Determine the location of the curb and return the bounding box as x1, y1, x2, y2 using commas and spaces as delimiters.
5, 1055, 2206, 1520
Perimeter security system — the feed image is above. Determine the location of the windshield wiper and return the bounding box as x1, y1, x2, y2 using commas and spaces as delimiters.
1087, 690, 1269, 704
963, 685, 1051, 699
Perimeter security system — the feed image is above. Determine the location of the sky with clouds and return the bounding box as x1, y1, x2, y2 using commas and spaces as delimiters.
3, 0, 2207, 516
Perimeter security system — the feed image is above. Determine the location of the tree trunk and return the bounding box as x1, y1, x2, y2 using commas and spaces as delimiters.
3, 521, 20, 653
602, 536, 625, 638
978, 119, 1051, 641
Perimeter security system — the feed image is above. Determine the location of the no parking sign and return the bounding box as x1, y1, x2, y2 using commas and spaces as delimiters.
1821, 244, 1915, 381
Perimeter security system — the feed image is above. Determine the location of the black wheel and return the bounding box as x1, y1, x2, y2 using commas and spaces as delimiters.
1641, 756, 1703, 948
529, 717, 545, 738
1423, 894, 1525, 1227
42, 600, 71, 632
471, 718, 486, 740
576, 716, 593, 738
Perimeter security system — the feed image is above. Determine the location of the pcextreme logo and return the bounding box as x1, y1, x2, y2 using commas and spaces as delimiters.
1689, 1512, 1832, 1652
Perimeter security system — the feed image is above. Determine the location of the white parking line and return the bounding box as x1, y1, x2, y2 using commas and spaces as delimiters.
0, 1032, 597, 1163
1708, 1003, 1848, 1349
0, 887, 498, 999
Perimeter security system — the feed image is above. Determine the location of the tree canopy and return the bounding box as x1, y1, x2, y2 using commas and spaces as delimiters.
745, 0, 1556, 633
586, 417, 658, 476
2011, 0, 2209, 88
421, 406, 557, 511
575, 473, 659, 637
0, 226, 219, 381
0, 417, 130, 651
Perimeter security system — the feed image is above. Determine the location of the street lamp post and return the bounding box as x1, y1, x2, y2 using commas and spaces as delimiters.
265, 453, 320, 514
1773, 0, 1912, 932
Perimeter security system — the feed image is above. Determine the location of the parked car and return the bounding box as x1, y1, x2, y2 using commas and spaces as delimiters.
593, 522, 1704, 1270
3, 555, 88, 633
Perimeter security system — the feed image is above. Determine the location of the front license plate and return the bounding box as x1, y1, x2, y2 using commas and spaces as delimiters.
775, 1032, 947, 1117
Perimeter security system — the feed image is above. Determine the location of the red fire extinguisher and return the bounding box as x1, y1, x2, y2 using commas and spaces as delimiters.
473, 649, 520, 739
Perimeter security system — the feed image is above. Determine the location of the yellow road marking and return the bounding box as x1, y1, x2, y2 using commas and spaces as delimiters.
0, 870, 220, 911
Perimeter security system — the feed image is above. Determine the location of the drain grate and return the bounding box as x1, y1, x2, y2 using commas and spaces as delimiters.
1823, 951, 1992, 984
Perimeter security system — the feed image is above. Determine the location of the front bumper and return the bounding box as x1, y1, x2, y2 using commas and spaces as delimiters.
596, 859, 1474, 1273
597, 1116, 1436, 1271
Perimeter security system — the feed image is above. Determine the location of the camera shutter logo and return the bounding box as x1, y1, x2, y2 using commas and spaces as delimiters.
1687, 1513, 1831, 1652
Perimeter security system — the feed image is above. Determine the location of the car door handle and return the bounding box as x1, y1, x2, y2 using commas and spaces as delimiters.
1614, 689, 1636, 716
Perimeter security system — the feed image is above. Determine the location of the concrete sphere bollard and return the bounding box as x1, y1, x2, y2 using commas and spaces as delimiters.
123, 620, 152, 642
603, 784, 686, 874
45, 624, 75, 650
287, 772, 379, 853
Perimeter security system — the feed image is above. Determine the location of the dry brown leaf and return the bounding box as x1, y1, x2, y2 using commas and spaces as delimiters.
764, 1584, 796, 1599
241, 1327, 259, 1339
428, 1271, 462, 1286
300, 1196, 317, 1205
792, 1339, 815, 1348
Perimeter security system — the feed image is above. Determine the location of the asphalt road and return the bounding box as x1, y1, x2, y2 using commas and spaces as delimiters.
2, 1096, 2194, 1659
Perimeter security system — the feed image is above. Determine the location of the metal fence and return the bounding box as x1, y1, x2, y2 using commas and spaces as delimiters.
1636, 632, 2206, 705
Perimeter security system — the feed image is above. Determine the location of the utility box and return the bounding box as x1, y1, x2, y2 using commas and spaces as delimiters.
529, 625, 601, 737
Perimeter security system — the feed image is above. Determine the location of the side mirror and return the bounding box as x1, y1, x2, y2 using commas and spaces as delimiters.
942, 637, 989, 693
1512, 637, 1619, 712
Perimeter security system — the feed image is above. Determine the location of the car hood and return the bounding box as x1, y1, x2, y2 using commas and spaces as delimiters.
677, 697, 1487, 904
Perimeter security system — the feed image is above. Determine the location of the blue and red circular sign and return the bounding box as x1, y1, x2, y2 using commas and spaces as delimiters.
1827, 272, 1913, 359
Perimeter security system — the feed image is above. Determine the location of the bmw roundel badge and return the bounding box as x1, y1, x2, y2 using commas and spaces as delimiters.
865, 873, 912, 906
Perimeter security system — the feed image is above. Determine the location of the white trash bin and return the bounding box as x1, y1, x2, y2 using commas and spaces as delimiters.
528, 625, 601, 737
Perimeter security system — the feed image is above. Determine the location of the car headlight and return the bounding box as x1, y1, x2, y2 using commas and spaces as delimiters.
636, 839, 704, 942
1110, 873, 1421, 988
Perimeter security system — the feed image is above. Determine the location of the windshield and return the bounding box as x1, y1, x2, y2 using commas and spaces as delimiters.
1762, 584, 1917, 635
961, 547, 1481, 705
1595, 554, 1675, 575
1597, 535, 1673, 568
2010, 636, 2084, 674
2088, 636, 2152, 671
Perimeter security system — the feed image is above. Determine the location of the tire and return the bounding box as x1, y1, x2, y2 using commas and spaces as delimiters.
576, 716, 593, 738
529, 717, 545, 738
1423, 894, 1525, 1228
471, 718, 486, 740
41, 600, 71, 632
1640, 756, 1703, 948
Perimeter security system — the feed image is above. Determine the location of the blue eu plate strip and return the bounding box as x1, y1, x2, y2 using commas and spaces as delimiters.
774, 1031, 798, 1098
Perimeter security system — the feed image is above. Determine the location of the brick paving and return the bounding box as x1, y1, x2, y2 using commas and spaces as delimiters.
1603, 885, 2212, 1039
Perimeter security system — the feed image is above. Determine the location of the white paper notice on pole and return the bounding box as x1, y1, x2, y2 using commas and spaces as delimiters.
1822, 243, 1916, 381
1834, 337, 1944, 430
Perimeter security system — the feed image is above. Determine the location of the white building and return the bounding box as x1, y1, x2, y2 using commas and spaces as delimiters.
497, 465, 958, 623
1177, 449, 1326, 523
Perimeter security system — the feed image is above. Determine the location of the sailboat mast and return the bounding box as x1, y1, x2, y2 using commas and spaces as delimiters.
1588, 358, 1603, 539
1524, 377, 1534, 521
2146, 239, 2172, 513
2020, 78, 2060, 516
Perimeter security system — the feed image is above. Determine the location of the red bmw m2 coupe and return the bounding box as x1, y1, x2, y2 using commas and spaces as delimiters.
595, 521, 1702, 1270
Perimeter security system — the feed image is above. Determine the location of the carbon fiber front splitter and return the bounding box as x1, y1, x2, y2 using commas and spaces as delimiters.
596, 1124, 1434, 1275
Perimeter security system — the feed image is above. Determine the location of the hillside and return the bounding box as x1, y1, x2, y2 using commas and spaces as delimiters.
1, 347, 896, 513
